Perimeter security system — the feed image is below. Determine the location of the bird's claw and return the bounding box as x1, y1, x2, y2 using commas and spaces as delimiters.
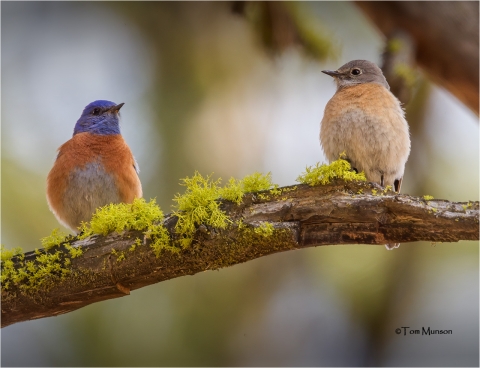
368, 182, 384, 191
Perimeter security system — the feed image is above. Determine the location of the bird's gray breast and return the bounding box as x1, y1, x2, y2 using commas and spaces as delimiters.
63, 161, 121, 226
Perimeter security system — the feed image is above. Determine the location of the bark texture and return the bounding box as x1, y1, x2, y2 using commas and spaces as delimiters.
355, 1, 479, 115
2, 181, 479, 328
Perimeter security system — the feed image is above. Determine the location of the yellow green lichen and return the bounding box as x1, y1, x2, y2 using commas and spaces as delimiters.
220, 177, 245, 205
77, 197, 172, 257
1, 245, 24, 289
1, 198, 173, 292
387, 37, 403, 53
1, 244, 70, 291
4, 168, 275, 289
25, 250, 69, 285
393, 63, 416, 88
280, 186, 297, 193
269, 185, 282, 196
146, 223, 176, 257
40, 228, 69, 250
173, 171, 276, 248
237, 219, 246, 230
1, 245, 24, 263
220, 172, 274, 204
78, 198, 165, 237
1, 227, 76, 291
2, 170, 280, 289
173, 172, 231, 248
296, 154, 366, 186
423, 195, 434, 201
243, 2, 336, 61
268, 185, 297, 198
203, 221, 294, 270
129, 238, 142, 252
254, 222, 275, 237
110, 249, 126, 262
117, 253, 125, 262
240, 172, 273, 193
462, 201, 473, 211
383, 185, 393, 194
64, 243, 83, 258
371, 189, 378, 195
283, 2, 337, 61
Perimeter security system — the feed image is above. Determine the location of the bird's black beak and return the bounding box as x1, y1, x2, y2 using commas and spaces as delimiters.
322, 70, 341, 77
109, 103, 125, 113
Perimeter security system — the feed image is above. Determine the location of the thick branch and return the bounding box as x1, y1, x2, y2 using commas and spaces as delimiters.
355, 1, 479, 115
2, 181, 478, 328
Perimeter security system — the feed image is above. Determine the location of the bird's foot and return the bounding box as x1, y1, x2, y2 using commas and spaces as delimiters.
368, 182, 384, 191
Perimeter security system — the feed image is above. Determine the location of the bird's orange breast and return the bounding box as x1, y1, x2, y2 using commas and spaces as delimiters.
323, 83, 401, 119
46, 133, 142, 231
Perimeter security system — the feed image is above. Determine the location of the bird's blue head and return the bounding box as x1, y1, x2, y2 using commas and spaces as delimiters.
73, 100, 124, 136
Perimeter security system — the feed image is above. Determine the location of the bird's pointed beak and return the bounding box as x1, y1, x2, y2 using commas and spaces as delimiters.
109, 103, 125, 113
322, 70, 341, 77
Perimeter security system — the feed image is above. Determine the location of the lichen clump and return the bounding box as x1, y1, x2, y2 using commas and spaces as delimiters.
220, 172, 274, 204
1, 246, 26, 290
461, 202, 474, 211
296, 155, 366, 186
1, 242, 71, 292
41, 228, 69, 250
0, 228, 80, 291
387, 37, 403, 53
173, 171, 274, 247
254, 222, 275, 237
173, 173, 232, 248
78, 198, 171, 257
393, 63, 416, 88
79, 198, 163, 237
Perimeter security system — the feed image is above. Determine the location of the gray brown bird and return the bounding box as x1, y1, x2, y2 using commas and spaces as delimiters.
320, 60, 411, 250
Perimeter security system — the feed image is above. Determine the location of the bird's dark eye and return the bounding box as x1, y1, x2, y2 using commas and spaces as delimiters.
92, 108, 101, 115
351, 68, 361, 76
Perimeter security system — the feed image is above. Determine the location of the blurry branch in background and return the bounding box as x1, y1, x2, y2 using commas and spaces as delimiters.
381, 31, 417, 106
232, 1, 337, 60
2, 181, 478, 328
355, 1, 479, 115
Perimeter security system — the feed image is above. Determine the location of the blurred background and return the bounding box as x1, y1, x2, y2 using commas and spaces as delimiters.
1, 2, 478, 366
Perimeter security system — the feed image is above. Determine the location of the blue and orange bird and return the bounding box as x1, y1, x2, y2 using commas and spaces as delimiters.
46, 100, 142, 234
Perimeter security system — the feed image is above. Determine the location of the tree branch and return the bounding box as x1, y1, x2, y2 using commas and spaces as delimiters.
355, 1, 479, 115
2, 181, 478, 328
